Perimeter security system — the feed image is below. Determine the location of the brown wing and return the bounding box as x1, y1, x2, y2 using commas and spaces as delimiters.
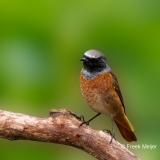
109, 70, 126, 113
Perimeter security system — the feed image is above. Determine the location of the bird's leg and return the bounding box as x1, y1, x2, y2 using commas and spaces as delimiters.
79, 112, 101, 127
103, 118, 116, 143
110, 118, 116, 143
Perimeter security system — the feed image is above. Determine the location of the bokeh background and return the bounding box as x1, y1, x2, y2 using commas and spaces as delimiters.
0, 0, 159, 159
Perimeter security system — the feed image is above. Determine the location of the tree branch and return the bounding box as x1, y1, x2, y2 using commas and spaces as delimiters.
0, 109, 139, 160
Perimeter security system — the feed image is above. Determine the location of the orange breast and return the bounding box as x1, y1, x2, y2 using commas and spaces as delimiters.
80, 71, 121, 116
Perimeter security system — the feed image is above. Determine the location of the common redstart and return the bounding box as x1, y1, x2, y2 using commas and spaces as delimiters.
79, 49, 137, 142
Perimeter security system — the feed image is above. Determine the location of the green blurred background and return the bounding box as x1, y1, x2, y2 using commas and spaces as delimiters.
0, 0, 159, 159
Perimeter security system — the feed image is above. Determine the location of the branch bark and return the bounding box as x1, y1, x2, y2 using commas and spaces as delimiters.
0, 109, 139, 160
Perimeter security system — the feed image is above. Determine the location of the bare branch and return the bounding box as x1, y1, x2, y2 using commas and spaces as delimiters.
0, 109, 139, 160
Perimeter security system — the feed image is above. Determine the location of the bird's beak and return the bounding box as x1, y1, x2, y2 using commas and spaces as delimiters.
80, 57, 88, 61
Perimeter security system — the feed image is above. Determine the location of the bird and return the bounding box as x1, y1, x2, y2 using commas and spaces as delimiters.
79, 49, 137, 142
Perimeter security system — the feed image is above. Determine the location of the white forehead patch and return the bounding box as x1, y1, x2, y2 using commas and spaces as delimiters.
84, 49, 105, 58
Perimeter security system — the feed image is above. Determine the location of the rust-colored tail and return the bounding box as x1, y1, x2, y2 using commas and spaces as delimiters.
114, 114, 137, 142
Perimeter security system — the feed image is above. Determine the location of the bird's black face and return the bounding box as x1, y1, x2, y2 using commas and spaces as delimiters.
80, 55, 107, 73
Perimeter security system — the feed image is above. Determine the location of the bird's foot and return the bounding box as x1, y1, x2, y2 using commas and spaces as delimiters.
79, 115, 90, 127
103, 129, 116, 143
110, 132, 116, 143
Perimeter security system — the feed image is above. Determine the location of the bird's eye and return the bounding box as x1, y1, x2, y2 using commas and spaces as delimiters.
96, 58, 100, 62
